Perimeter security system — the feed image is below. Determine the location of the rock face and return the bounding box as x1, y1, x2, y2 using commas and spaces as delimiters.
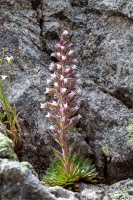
0, 132, 79, 200
0, 133, 133, 200
0, 0, 133, 191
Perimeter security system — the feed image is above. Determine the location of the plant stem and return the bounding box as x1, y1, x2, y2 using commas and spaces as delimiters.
61, 127, 71, 173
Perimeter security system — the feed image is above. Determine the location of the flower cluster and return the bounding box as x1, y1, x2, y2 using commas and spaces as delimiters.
41, 30, 81, 173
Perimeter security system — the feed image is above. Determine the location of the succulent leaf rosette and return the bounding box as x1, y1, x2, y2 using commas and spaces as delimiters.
41, 30, 98, 189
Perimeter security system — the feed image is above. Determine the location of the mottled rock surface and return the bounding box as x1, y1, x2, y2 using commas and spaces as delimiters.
0, 0, 133, 192
80, 179, 133, 200
0, 132, 17, 160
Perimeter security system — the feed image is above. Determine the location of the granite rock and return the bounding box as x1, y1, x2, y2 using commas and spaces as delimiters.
0, 0, 133, 187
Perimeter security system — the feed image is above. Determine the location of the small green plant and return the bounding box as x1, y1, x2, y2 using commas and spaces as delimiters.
43, 153, 98, 189
0, 51, 23, 150
41, 30, 98, 189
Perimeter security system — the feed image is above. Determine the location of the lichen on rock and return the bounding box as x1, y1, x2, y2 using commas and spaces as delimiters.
0, 132, 17, 160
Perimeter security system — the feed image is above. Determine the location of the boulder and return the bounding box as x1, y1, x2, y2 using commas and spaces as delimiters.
0, 0, 133, 186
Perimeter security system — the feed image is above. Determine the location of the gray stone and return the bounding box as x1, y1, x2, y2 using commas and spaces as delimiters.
79, 179, 133, 199
0, 0, 133, 192
0, 159, 57, 200
81, 189, 105, 200
106, 179, 133, 199
128, 187, 133, 195
48, 186, 79, 200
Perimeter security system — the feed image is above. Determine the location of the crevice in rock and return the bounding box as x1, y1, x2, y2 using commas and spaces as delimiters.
32, 0, 42, 10
99, 86, 133, 109
70, 0, 88, 7
39, 18, 43, 36
103, 156, 110, 184
31, 0, 43, 37
87, 7, 133, 22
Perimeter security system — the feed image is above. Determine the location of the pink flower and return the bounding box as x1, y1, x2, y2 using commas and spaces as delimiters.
51, 73, 57, 79
40, 103, 45, 109
46, 79, 51, 84
57, 52, 61, 57
68, 91, 75, 98
65, 68, 70, 73
45, 88, 50, 94
46, 112, 51, 118
64, 103, 68, 109
60, 88, 67, 94
62, 56, 66, 61
73, 59, 78, 63
60, 75, 64, 80
61, 46, 65, 50
52, 101, 58, 106
51, 53, 56, 57
64, 78, 68, 83
68, 50, 74, 56
57, 64, 62, 70
72, 65, 77, 70
49, 125, 55, 131
55, 43, 61, 49
77, 114, 82, 119
54, 82, 58, 87
68, 43, 73, 48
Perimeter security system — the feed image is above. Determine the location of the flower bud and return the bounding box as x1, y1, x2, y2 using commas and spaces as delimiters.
61, 46, 65, 50
51, 101, 58, 106
51, 73, 57, 79
62, 56, 66, 61
54, 82, 58, 87
45, 88, 50, 94
72, 65, 77, 70
55, 43, 61, 49
46, 112, 51, 118
46, 79, 51, 84
57, 64, 62, 70
57, 52, 61, 57
60, 75, 64, 80
73, 59, 78, 63
62, 30, 68, 36
68, 50, 74, 56
6, 56, 14, 65
40, 103, 45, 109
64, 103, 68, 109
60, 88, 67, 94
64, 78, 68, 84
77, 114, 82, 119
51, 53, 56, 57
1, 75, 8, 81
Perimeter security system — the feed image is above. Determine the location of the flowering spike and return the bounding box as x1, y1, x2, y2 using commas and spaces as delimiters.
41, 30, 81, 174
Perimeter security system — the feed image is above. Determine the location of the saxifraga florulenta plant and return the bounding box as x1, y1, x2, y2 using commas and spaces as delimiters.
41, 30, 98, 189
